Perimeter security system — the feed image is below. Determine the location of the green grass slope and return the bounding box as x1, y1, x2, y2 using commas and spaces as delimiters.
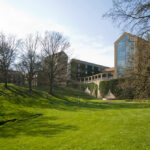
1, 84, 150, 150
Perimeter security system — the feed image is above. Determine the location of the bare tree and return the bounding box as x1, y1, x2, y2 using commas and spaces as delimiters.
0, 33, 20, 88
17, 34, 41, 92
103, 0, 150, 37
41, 31, 70, 94
103, 0, 150, 99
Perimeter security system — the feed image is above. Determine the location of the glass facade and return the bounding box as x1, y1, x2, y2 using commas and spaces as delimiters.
117, 35, 134, 77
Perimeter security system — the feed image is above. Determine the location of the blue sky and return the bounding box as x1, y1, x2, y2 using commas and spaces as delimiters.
0, 0, 123, 67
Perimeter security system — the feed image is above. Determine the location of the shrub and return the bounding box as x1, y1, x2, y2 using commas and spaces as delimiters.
67, 80, 81, 89
99, 80, 110, 97
80, 83, 98, 97
99, 79, 124, 99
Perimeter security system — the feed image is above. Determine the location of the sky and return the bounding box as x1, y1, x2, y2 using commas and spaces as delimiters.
0, 0, 123, 67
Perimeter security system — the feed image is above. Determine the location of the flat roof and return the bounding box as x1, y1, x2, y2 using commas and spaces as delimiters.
105, 67, 115, 72
70, 59, 109, 68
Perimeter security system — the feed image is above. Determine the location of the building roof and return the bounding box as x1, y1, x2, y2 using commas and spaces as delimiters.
114, 32, 148, 45
70, 59, 109, 68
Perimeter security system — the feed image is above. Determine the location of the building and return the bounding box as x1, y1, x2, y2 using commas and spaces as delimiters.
69, 59, 109, 80
37, 51, 68, 86
114, 32, 150, 78
79, 67, 115, 83
0, 70, 24, 85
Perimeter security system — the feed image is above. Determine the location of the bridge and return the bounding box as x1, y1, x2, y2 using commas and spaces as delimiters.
79, 72, 114, 85
79, 72, 114, 98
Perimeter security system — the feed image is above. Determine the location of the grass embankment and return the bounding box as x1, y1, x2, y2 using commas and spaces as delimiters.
0, 84, 150, 150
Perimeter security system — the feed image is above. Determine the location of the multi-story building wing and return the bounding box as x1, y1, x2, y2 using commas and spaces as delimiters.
69, 59, 108, 80
114, 32, 150, 78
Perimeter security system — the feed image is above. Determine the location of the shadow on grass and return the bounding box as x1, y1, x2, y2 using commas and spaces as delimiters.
7, 86, 44, 98
0, 113, 43, 125
0, 115, 77, 138
10, 96, 150, 112
54, 87, 95, 100
1, 84, 150, 112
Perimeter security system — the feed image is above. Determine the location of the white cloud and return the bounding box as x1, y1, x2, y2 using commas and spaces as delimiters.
70, 35, 114, 67
0, 0, 114, 67
0, 0, 69, 37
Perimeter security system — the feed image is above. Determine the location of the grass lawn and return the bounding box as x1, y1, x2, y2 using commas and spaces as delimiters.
0, 84, 150, 150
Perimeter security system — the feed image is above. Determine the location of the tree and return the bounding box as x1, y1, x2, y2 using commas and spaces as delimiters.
104, 0, 150, 99
104, 0, 150, 37
17, 34, 41, 92
0, 33, 20, 88
41, 31, 70, 94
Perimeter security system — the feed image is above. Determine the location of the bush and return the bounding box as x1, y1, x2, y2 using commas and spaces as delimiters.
67, 80, 81, 89
80, 83, 98, 97
99, 79, 124, 99
99, 78, 136, 99
67, 81, 98, 97
99, 80, 110, 97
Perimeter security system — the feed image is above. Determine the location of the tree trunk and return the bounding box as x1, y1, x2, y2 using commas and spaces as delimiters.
49, 74, 53, 95
28, 79, 32, 93
4, 71, 8, 88
49, 79, 53, 95
49, 84, 53, 95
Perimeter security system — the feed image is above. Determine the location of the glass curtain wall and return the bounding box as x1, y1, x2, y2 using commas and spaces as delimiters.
117, 35, 134, 77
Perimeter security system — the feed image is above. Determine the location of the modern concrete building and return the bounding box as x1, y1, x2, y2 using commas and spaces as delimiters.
114, 32, 150, 78
79, 67, 115, 83
69, 32, 150, 83
37, 51, 68, 86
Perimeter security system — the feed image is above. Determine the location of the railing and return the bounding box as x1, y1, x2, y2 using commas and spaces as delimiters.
79, 73, 114, 83
82, 77, 112, 83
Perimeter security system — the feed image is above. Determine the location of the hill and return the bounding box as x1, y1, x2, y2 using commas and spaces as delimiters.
0, 84, 95, 122
1, 84, 150, 150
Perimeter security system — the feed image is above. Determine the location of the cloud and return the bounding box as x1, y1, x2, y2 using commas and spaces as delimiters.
0, 0, 114, 67
0, 0, 69, 37
71, 35, 114, 67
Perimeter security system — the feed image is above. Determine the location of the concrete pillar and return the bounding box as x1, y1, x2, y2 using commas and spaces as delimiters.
96, 75, 98, 80
92, 76, 94, 81
106, 73, 108, 79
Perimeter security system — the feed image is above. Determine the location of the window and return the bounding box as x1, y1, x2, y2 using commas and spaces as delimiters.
117, 35, 134, 77
85, 64, 88, 69
78, 63, 80, 68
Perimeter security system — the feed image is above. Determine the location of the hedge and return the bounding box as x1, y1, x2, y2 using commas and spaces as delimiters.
99, 78, 135, 99
80, 83, 98, 97
99, 79, 122, 99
